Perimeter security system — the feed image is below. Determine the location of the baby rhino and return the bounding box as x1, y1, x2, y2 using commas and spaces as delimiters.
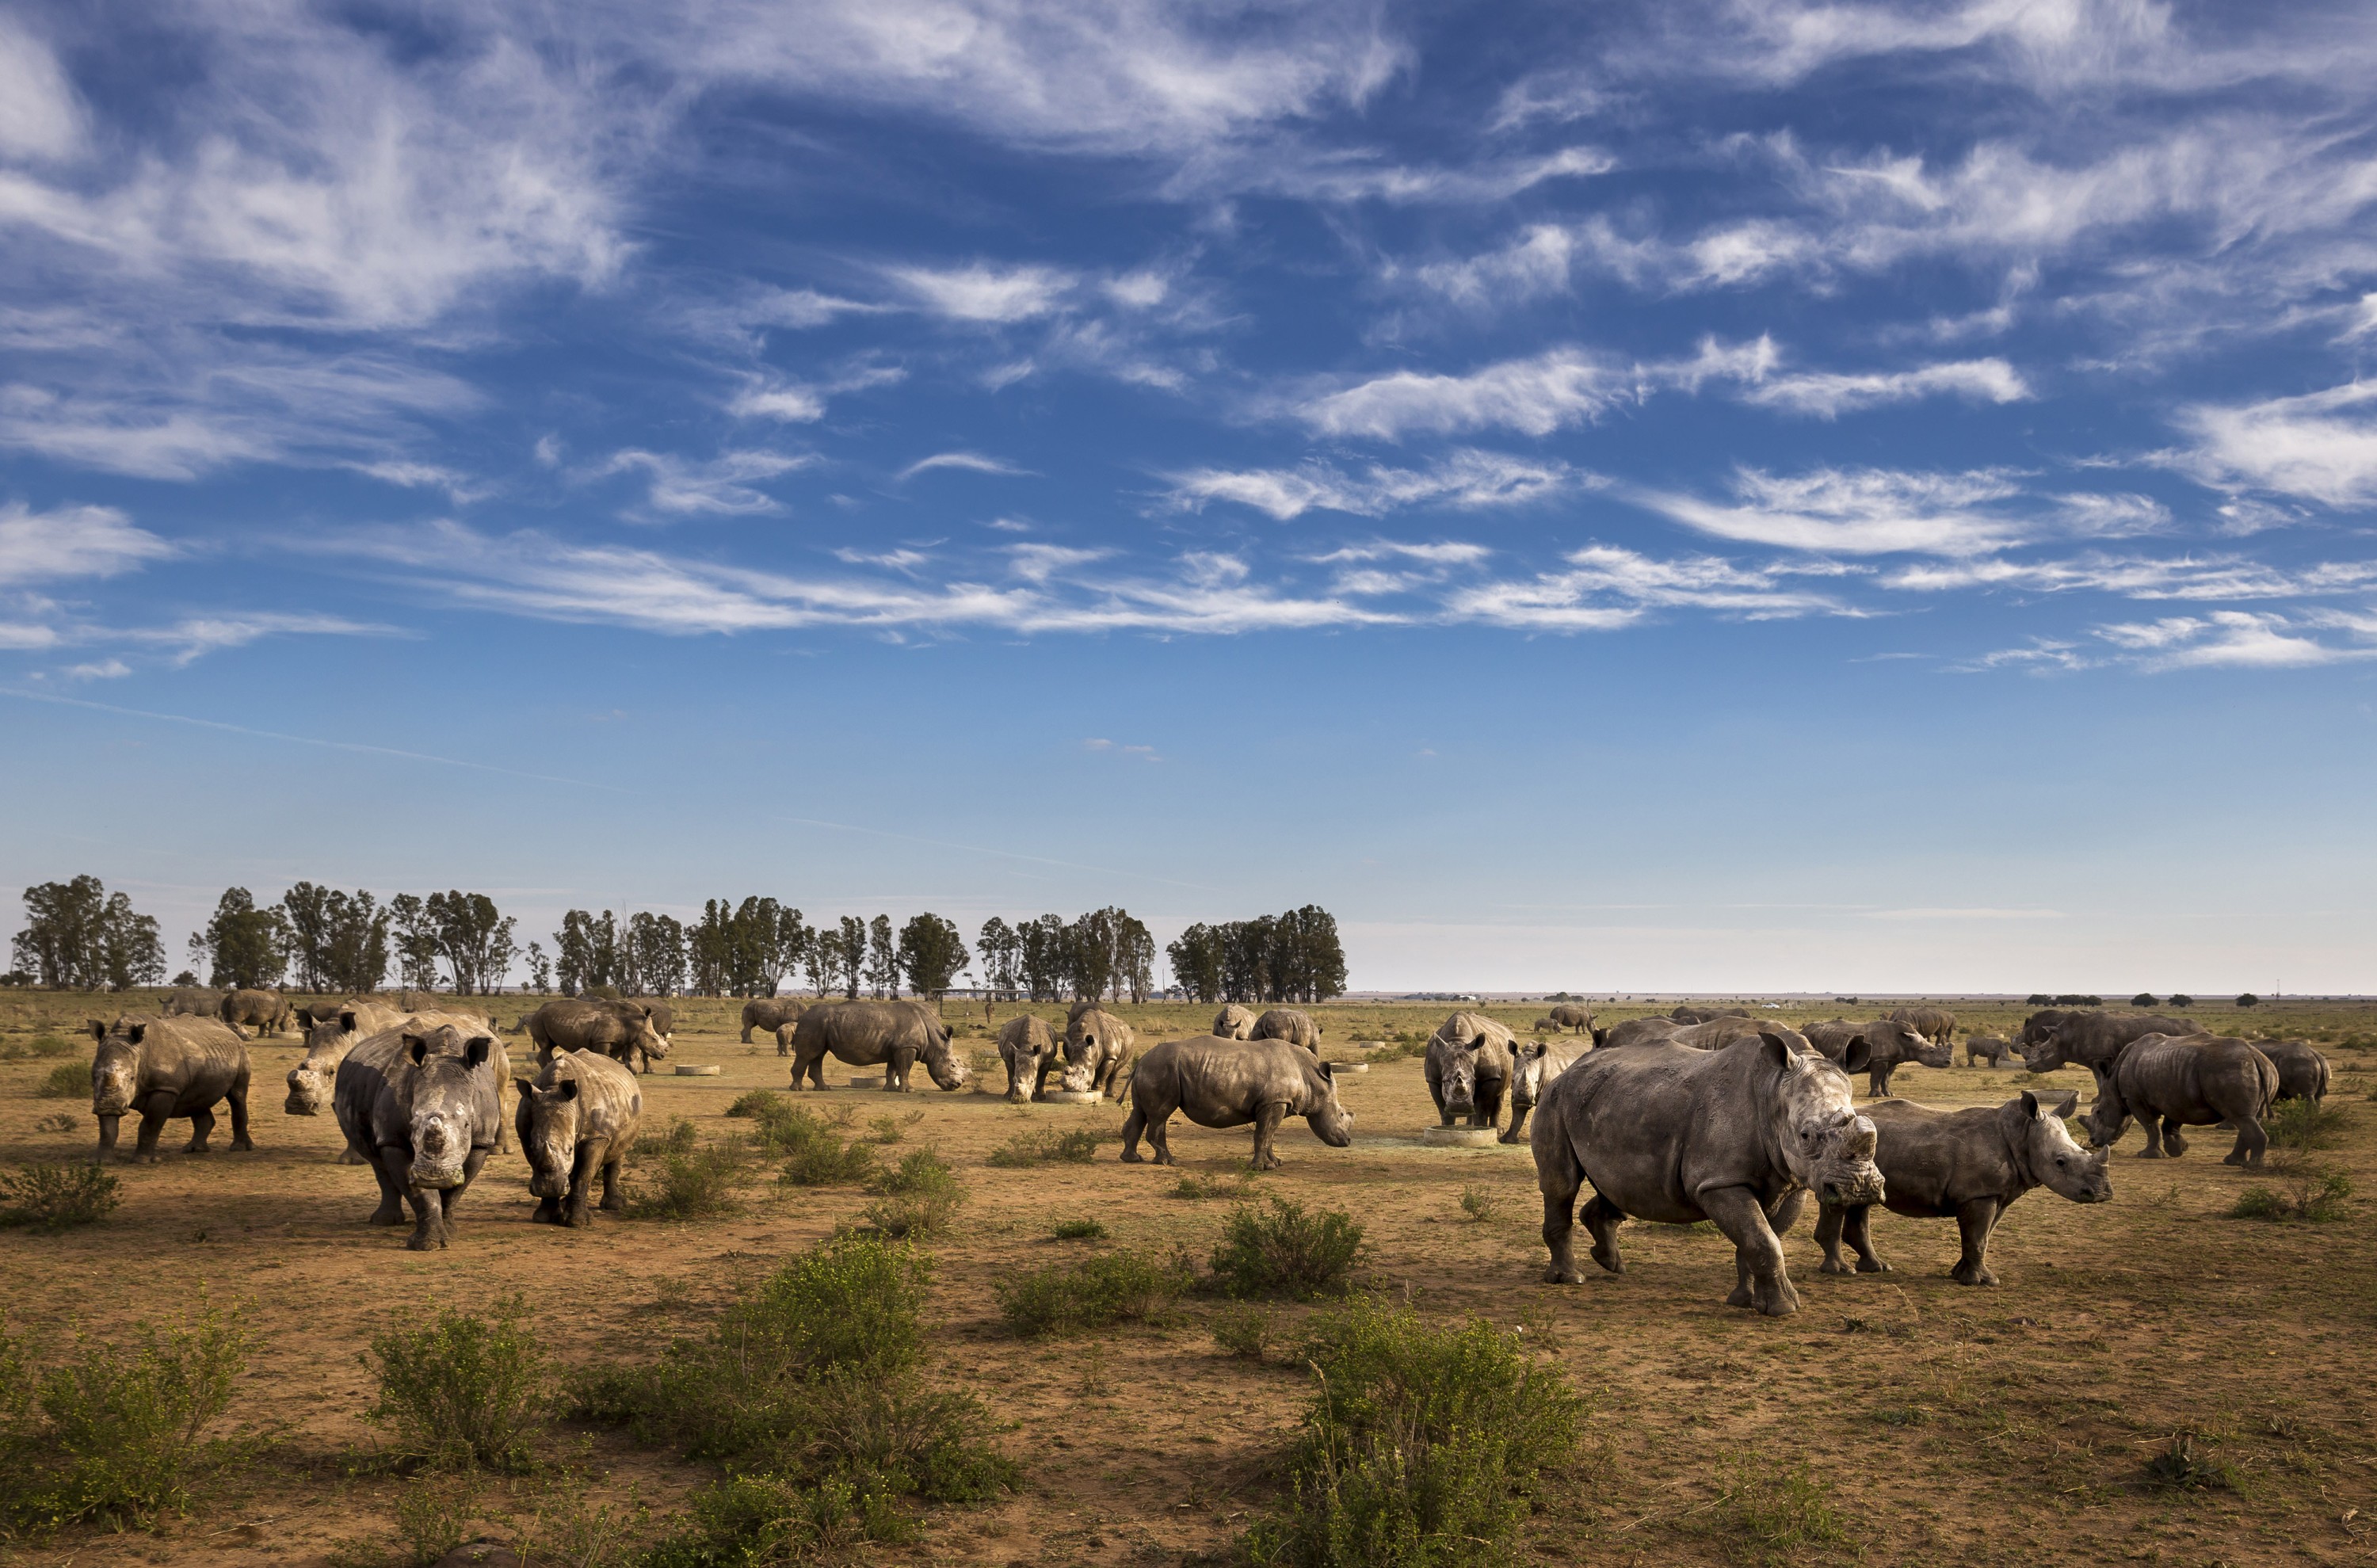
515, 1049, 643, 1227
1807, 1091, 2110, 1286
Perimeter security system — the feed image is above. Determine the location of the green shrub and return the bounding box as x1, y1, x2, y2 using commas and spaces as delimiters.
1241, 1301, 1583, 1568
27, 1035, 73, 1059
364, 1295, 551, 1471
32, 1112, 78, 1135
35, 1062, 86, 1098
2230, 1166, 2352, 1223
769, 1107, 879, 1187
2267, 1097, 2349, 1152
328, 1474, 482, 1568
1211, 1303, 1276, 1360
0, 1162, 120, 1230
1172, 1173, 1253, 1200
1457, 1185, 1500, 1223
862, 1150, 964, 1238
866, 1112, 924, 1145
1051, 1219, 1107, 1241
996, 1250, 1191, 1337
725, 1090, 787, 1120
1688, 1455, 1851, 1566
628, 1124, 742, 1220
2143, 1431, 2237, 1492
986, 1127, 1105, 1168
1210, 1199, 1365, 1300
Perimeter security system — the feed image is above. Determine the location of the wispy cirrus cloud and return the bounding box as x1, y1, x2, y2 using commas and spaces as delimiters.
1163, 449, 1581, 519
2173, 381, 2377, 509
0, 501, 173, 583
1444, 543, 1852, 629
899, 451, 1033, 482
1295, 338, 1776, 439
597, 448, 812, 517
1742, 357, 2029, 418
1637, 467, 2031, 556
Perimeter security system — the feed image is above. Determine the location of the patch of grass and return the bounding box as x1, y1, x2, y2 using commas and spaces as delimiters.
0, 1162, 120, 1230
364, 1295, 551, 1472
1051, 1219, 1107, 1241
626, 1124, 743, 1220
2230, 1163, 2352, 1222
986, 1127, 1105, 1168
769, 1105, 879, 1187
724, 1089, 785, 1120
2143, 1430, 2238, 1491
2267, 1097, 2349, 1152
1171, 1172, 1255, 1200
34, 1062, 86, 1098
1210, 1303, 1276, 1360
32, 1112, 78, 1135
1689, 1455, 1852, 1566
1458, 1184, 1500, 1223
862, 1149, 965, 1238
1209, 1198, 1365, 1300
866, 1111, 925, 1144
330, 1474, 481, 1568
27, 1034, 73, 1059
996, 1250, 1192, 1337
1241, 1300, 1583, 1568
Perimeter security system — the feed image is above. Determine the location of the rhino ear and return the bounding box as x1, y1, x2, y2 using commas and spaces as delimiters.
86, 1019, 107, 1041
2049, 1089, 2080, 1120
128, 1023, 147, 1044
1590, 1026, 1607, 1047
1317, 1059, 1334, 1082
555, 1077, 580, 1101
1758, 1031, 1793, 1068
513, 1076, 539, 1098
2020, 1090, 2039, 1119
405, 1033, 429, 1065
465, 1036, 494, 1068
341, 1010, 361, 1031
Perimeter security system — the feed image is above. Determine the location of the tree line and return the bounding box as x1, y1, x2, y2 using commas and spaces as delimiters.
1165, 906, 1347, 1004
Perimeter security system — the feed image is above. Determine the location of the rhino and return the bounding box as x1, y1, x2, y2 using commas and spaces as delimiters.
786, 999, 968, 1093
2249, 1039, 2332, 1104
1600, 1017, 1686, 1049
220, 987, 293, 1037
1212, 1004, 1257, 1040
1547, 1003, 1596, 1034
513, 1048, 643, 1227
1799, 1091, 2109, 1285
295, 999, 362, 1029
164, 986, 223, 1018
2082, 1034, 2280, 1168
1249, 1008, 1322, 1051
1887, 1005, 1956, 1047
1061, 1008, 1139, 1103
1669, 1005, 1748, 1024
1671, 1017, 1814, 1055
526, 998, 670, 1074
1805, 1018, 1951, 1097
1964, 1035, 2013, 1068
335, 1022, 506, 1249
1120, 1035, 1353, 1169
288, 1001, 408, 1120
1529, 1032, 1884, 1317
742, 997, 807, 1045
1502, 1037, 1593, 1144
1532, 1017, 1561, 1035
2016, 1009, 2203, 1093
85, 1014, 254, 1163
998, 1014, 1060, 1103
640, 1000, 675, 1036
1425, 1011, 1517, 1130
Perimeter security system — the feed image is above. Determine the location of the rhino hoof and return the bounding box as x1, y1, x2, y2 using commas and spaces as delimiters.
1543, 1265, 1585, 1285
1856, 1258, 1892, 1275
1952, 1268, 1997, 1287
1589, 1242, 1624, 1276
2137, 1147, 2165, 1159
231, 1138, 254, 1152
1818, 1258, 1852, 1276
565, 1211, 592, 1229
404, 1234, 433, 1252
1119, 1150, 1143, 1164
1757, 1292, 1801, 1318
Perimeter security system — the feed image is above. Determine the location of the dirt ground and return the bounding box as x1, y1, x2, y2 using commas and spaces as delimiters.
4, 992, 2375, 1567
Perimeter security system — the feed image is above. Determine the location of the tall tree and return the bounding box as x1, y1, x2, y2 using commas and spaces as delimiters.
806, 925, 840, 997
1166, 923, 1225, 1004
425, 891, 517, 994
523, 940, 553, 994
280, 883, 389, 994
897, 914, 968, 999
387, 895, 442, 992
190, 887, 289, 990
975, 918, 1020, 1001
834, 915, 866, 998
11, 876, 165, 991
765, 906, 811, 997
554, 910, 617, 997
624, 911, 687, 995
864, 914, 897, 998
1114, 912, 1156, 1004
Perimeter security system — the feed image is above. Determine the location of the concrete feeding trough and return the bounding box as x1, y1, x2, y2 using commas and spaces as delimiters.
1042, 1089, 1103, 1104
1327, 1062, 1369, 1074
848, 1076, 883, 1089
673, 1064, 721, 1077
1420, 1125, 1501, 1148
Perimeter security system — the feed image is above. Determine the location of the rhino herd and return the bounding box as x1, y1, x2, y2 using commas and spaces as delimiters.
63, 991, 2333, 1302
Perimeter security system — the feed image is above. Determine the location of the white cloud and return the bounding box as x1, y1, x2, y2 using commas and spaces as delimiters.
0, 16, 84, 160
834, 547, 930, 572
727, 383, 826, 423
1164, 450, 1578, 519
63, 658, 130, 680
1444, 543, 1847, 629
599, 449, 811, 517
1639, 467, 2030, 556
2055, 491, 2169, 536
2175, 381, 2377, 508
2097, 610, 2377, 670
0, 502, 174, 584
1293, 338, 1803, 439
899, 451, 1033, 481
1006, 542, 1111, 582
1169, 143, 1612, 204
889, 263, 1075, 322
1741, 357, 2030, 418
124, 612, 395, 667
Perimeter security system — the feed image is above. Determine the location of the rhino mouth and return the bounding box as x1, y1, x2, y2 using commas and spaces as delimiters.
409, 1163, 468, 1190
1817, 1168, 1887, 1207
283, 1097, 320, 1115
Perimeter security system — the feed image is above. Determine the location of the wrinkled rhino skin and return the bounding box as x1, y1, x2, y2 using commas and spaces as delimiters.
1120, 1036, 1353, 1170
2083, 1034, 2279, 1169
1062, 1009, 1139, 1102
2016, 1010, 2203, 1093
998, 1014, 1060, 1102
1887, 1005, 1956, 1046
742, 997, 807, 1047
2250, 1039, 2332, 1104
220, 987, 294, 1037
165, 986, 223, 1018
1600, 1017, 1685, 1049
1425, 1011, 1516, 1131
1802, 1092, 2108, 1285
1503, 1037, 1593, 1144
1529, 1033, 1883, 1317
288, 1001, 409, 1132
1670, 1017, 1815, 1056
1669, 1005, 1748, 1024
526, 998, 670, 1074
786, 999, 967, 1093
514, 1048, 643, 1228
1248, 1008, 1322, 1051
1212, 1004, 1257, 1040
334, 1023, 505, 1250
1547, 1003, 1595, 1033
1964, 1035, 2013, 1068
86, 1014, 254, 1163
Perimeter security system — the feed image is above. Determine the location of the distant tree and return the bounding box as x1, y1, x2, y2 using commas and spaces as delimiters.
2169, 994, 2193, 1008
425, 891, 517, 994
975, 918, 1020, 1001
388, 895, 442, 992
554, 910, 618, 998
834, 916, 866, 998
13, 876, 166, 992
1019, 914, 1072, 1002
172, 969, 199, 988
524, 940, 553, 994
2131, 992, 2159, 1009
280, 883, 390, 994
760, 906, 809, 998
807, 925, 841, 998
898, 914, 969, 999
189, 887, 289, 990
1115, 912, 1156, 1004
2025, 994, 2054, 1006
1166, 923, 1226, 1004
2236, 993, 2261, 1008
864, 915, 898, 998
623, 911, 687, 995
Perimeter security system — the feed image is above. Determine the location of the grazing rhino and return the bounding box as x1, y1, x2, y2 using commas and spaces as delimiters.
526, 998, 670, 1074
2082, 1035, 2280, 1168
1548, 1003, 1596, 1034
1799, 1091, 2109, 1285
1826, 1019, 1952, 1097
1670, 1005, 1748, 1024
335, 1023, 506, 1250
1600, 1017, 1685, 1049
997, 1014, 1060, 1103
2250, 1039, 2332, 1104
1964, 1035, 2013, 1068
1529, 1032, 1884, 1317
1212, 1004, 1257, 1040
164, 986, 223, 1018
1887, 1005, 1956, 1047
1531, 1017, 1561, 1035
1120, 1036, 1353, 1170
85, 1014, 254, 1163
1425, 1011, 1517, 1130
1061, 1008, 1139, 1103
1502, 1037, 1593, 1144
742, 997, 808, 1045
2016, 1009, 2203, 1093
219, 987, 294, 1037
1249, 1008, 1322, 1051
513, 1048, 643, 1228
786, 999, 968, 1093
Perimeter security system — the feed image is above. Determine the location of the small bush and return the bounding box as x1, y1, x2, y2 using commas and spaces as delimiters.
328, 1474, 481, 1568
35, 1062, 86, 1098
1690, 1455, 1851, 1566
628, 1139, 742, 1220
1458, 1185, 1500, 1223
1210, 1199, 1364, 1300
866, 1111, 924, 1145
27, 1034, 73, 1059
1210, 1303, 1276, 1360
0, 1162, 120, 1230
2144, 1431, 2237, 1491
2132, 993, 2158, 1008
32, 1112, 77, 1135
725, 1089, 786, 1120
986, 1127, 1105, 1169
768, 1107, 879, 1187
996, 1251, 1191, 1337
1241, 1301, 1583, 1568
1172, 1173, 1253, 1200
2170, 994, 2194, 1008
862, 1150, 964, 1238
2268, 1097, 2349, 1152
364, 1295, 551, 1471
1051, 1219, 1107, 1241
2230, 1166, 2352, 1223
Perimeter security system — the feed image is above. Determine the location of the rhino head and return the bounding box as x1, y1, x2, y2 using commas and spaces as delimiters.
285, 1009, 363, 1114
1437, 1036, 1486, 1116
87, 1017, 144, 1116
1501, 1043, 1555, 1144
1305, 1060, 1353, 1146
1766, 1034, 1885, 1207
919, 1022, 970, 1091
2080, 1082, 2131, 1150
514, 1070, 584, 1200
2008, 1090, 2111, 1201
626, 1008, 670, 1063
403, 1027, 494, 1189
1903, 1024, 1956, 1070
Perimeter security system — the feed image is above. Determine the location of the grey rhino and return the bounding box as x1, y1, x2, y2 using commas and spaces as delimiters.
526, 998, 670, 1074
639, 1000, 675, 1037
998, 1014, 1060, 1103
742, 997, 807, 1046
1531, 1017, 1561, 1035
786, 999, 968, 1093
1502, 1037, 1593, 1144
164, 986, 223, 1018
1600, 1017, 1685, 1049
1529, 1032, 1884, 1316
86, 1014, 254, 1163
1212, 1004, 1257, 1040
2082, 1034, 2279, 1168
1887, 1005, 1956, 1047
294, 998, 366, 1029
2249, 1039, 2332, 1103
334, 1022, 506, 1250
1061, 1008, 1139, 1102
220, 987, 294, 1036
1671, 1017, 1815, 1055
1249, 1008, 1322, 1051
1822, 1019, 1952, 1097
1964, 1035, 2013, 1068
1548, 1003, 1596, 1033
288, 1000, 408, 1120
513, 1047, 643, 1227
1120, 1035, 1353, 1169
1799, 1091, 2108, 1285
1425, 1011, 1517, 1130
2016, 1009, 2203, 1093
1669, 1005, 1748, 1024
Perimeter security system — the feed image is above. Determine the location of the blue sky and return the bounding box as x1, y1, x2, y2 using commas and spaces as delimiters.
3, 0, 2375, 994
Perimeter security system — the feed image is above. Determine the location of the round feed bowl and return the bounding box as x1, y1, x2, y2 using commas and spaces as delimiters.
848, 1076, 883, 1089
673, 1064, 721, 1077
1421, 1125, 1501, 1148
1043, 1089, 1103, 1104
1328, 1062, 1369, 1073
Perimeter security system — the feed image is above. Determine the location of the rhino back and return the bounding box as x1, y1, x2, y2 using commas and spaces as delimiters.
1864, 1100, 2016, 1216
1543, 1044, 1717, 1223
133, 1017, 251, 1108
1147, 1036, 1312, 1126
2115, 1035, 2273, 1123
798, 1001, 924, 1065
548, 1048, 643, 1143
999, 1014, 1055, 1053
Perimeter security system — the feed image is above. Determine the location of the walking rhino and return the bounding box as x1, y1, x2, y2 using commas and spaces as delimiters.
1547, 1003, 1596, 1034
525, 998, 670, 1074
1800, 1018, 1949, 1097
1061, 1008, 1139, 1102
292, 1006, 504, 1160
1120, 1036, 1353, 1169
86, 1014, 254, 1163
334, 1021, 506, 1250
514, 1047, 643, 1228
785, 999, 968, 1093
742, 997, 808, 1046
1212, 1004, 1257, 1040
2081, 1035, 2279, 1169
2016, 1009, 2203, 1093
2249, 1039, 2333, 1104
164, 986, 223, 1018
998, 1014, 1060, 1103
1887, 1005, 1956, 1047
1426, 1011, 1517, 1131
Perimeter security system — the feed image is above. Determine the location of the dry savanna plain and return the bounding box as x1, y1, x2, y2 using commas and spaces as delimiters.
5, 991, 2377, 1568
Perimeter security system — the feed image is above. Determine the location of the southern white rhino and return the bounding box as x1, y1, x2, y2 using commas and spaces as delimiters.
1061, 1008, 1139, 1101
164, 986, 223, 1018
1529, 1032, 1884, 1316
1120, 1036, 1353, 1169
1887, 1005, 1957, 1046
1799, 1018, 1950, 1097
2081, 1034, 2280, 1169
513, 1047, 643, 1227
2016, 1009, 2203, 1093
220, 986, 295, 1036
1795, 1091, 2109, 1285
334, 1021, 506, 1250
998, 1014, 1061, 1103
1501, 1037, 1593, 1144
1963, 1035, 2014, 1068
1599, 1017, 1685, 1049
526, 998, 670, 1074
1248, 1008, 1322, 1051
1547, 1003, 1595, 1034
86, 1014, 254, 1163
1212, 1004, 1257, 1040
785, 999, 968, 1093
2249, 1039, 2332, 1103
742, 997, 808, 1047
1425, 1011, 1517, 1131
292, 1006, 505, 1160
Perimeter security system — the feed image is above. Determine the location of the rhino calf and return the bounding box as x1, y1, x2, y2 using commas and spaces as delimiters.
1803, 1091, 2109, 1285
1121, 1036, 1353, 1169
1061, 1008, 1139, 1103
998, 1014, 1059, 1103
1503, 1037, 1592, 1144
2083, 1034, 2279, 1168
1425, 1011, 1516, 1131
1964, 1035, 2013, 1068
336, 1023, 506, 1250
515, 1048, 643, 1227
86, 1015, 254, 1163
742, 996, 807, 1047
1212, 1004, 1257, 1040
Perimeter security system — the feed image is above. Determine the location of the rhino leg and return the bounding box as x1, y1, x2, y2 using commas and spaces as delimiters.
93, 1112, 120, 1165
2162, 1119, 2189, 1158
1032, 1055, 1055, 1102
132, 1102, 170, 1164
564, 1139, 604, 1228
1706, 1185, 1798, 1316
1536, 1151, 1586, 1284
1842, 1206, 1888, 1272
599, 1147, 628, 1211
1500, 1104, 1531, 1145
227, 1080, 254, 1151
2136, 1116, 2166, 1158
790, 1040, 830, 1091
185, 1104, 216, 1154
2223, 1116, 2266, 1168
1580, 1193, 1626, 1276
1814, 1205, 1852, 1273
1868, 1066, 1893, 1099
338, 1140, 368, 1166
1120, 1104, 1148, 1162
1472, 1077, 1505, 1131
403, 1184, 446, 1250
368, 1148, 410, 1225
1949, 1199, 2001, 1285
1250, 1101, 1288, 1170
531, 1192, 563, 1224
